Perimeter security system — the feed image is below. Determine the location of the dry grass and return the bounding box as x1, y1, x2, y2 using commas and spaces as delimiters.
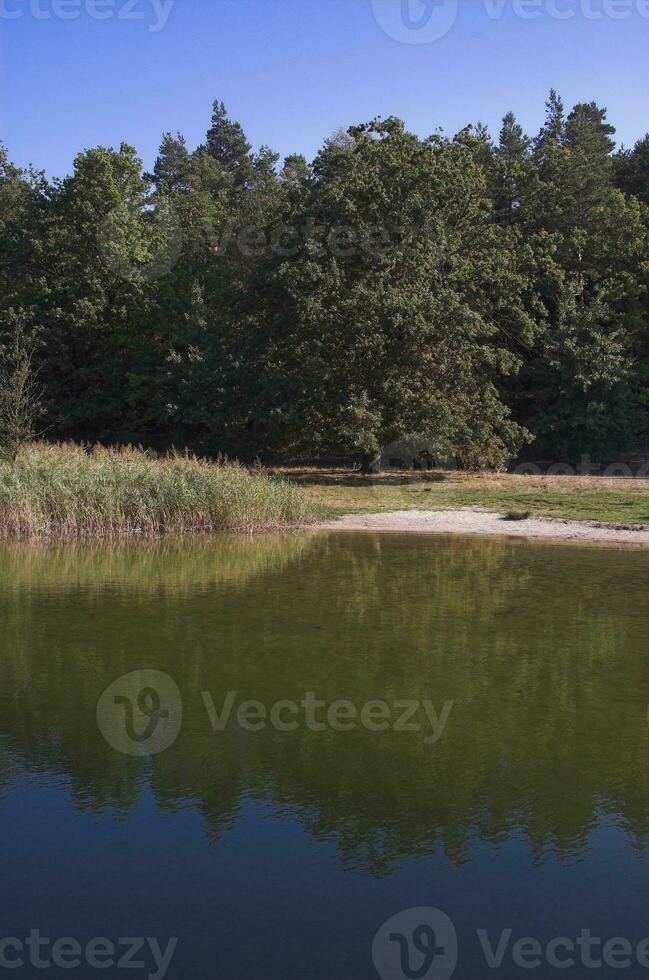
0, 443, 320, 539
275, 467, 649, 526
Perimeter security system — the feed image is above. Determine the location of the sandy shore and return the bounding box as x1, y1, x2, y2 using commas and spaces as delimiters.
319, 510, 649, 546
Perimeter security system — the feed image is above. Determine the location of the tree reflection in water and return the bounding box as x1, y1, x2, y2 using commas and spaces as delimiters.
2, 531, 649, 875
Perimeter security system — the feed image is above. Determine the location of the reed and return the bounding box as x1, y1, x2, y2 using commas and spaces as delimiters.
0, 443, 320, 539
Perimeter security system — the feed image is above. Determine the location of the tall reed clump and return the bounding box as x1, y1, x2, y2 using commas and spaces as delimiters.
0, 443, 321, 539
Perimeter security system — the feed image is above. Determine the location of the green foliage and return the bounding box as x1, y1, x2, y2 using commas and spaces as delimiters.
244, 118, 535, 468
204, 99, 253, 187
2, 93, 649, 467
616, 134, 649, 205
148, 131, 191, 193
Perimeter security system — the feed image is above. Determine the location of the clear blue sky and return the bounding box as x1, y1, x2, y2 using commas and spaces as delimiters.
2, 0, 648, 178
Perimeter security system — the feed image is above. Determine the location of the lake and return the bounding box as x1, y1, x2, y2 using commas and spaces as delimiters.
1, 532, 649, 979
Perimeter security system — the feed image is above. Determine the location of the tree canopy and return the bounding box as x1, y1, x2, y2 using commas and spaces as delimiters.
2, 93, 649, 468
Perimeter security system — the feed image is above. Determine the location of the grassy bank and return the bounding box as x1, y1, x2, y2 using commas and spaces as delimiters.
278, 468, 649, 526
0, 444, 319, 539
4, 449, 648, 541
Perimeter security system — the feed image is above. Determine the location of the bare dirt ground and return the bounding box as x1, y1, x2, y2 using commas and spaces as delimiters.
319, 509, 649, 546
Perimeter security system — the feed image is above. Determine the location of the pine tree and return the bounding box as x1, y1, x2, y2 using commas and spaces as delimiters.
493, 112, 532, 225
150, 132, 191, 193
534, 89, 565, 167
205, 100, 253, 186
564, 102, 616, 211
280, 154, 311, 186
521, 99, 648, 460
616, 134, 649, 205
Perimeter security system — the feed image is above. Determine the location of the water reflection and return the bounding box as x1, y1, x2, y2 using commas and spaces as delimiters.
1, 532, 649, 875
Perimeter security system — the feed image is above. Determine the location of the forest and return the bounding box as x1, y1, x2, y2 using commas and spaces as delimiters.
2, 90, 649, 471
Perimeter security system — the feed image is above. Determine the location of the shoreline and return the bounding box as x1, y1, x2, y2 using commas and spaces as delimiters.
318, 510, 649, 547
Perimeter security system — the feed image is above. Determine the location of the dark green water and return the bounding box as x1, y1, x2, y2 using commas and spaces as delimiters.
1, 532, 649, 979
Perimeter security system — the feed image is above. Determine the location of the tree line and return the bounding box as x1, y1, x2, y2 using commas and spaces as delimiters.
2, 91, 649, 469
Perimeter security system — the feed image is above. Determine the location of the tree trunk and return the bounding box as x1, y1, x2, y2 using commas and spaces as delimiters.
360, 451, 382, 475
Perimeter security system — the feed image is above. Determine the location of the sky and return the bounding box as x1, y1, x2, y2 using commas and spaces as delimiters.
1, 0, 649, 179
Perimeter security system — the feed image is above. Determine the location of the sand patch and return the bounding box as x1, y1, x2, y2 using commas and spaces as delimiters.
319, 510, 649, 546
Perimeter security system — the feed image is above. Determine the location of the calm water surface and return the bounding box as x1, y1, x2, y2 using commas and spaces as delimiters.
1, 532, 649, 979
